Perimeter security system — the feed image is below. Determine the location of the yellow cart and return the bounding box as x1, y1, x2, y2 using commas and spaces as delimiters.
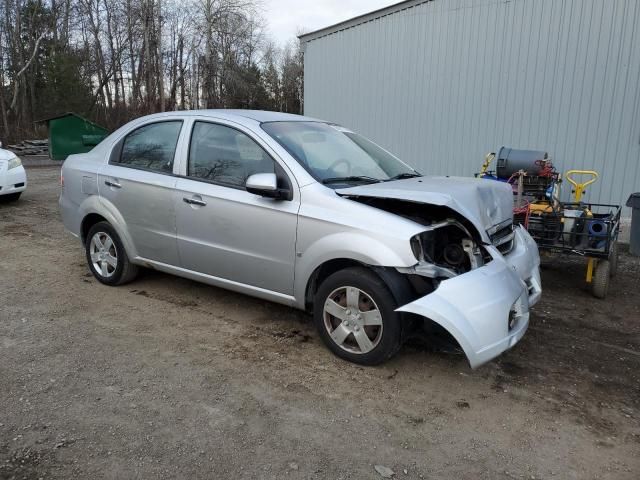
525, 170, 621, 298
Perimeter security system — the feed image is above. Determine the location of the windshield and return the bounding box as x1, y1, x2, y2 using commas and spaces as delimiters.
261, 121, 419, 186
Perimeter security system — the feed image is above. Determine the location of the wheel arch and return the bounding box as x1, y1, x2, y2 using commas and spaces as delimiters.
294, 230, 417, 308
78, 197, 137, 259
303, 258, 364, 312
303, 259, 418, 313
80, 213, 108, 245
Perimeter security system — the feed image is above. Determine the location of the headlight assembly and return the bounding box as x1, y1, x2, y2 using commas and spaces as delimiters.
410, 220, 485, 275
8, 156, 22, 170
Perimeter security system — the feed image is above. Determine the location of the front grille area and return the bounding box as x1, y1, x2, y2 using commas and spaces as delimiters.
14, 182, 24, 188
491, 223, 515, 255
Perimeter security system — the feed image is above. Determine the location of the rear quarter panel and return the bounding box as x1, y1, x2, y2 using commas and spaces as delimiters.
60, 153, 107, 239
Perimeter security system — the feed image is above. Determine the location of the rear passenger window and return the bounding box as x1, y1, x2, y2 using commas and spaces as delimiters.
188, 121, 275, 188
117, 121, 182, 173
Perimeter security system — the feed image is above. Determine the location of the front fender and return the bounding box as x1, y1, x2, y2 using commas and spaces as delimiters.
293, 231, 416, 308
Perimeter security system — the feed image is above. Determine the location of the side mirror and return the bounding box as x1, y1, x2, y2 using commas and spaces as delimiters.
246, 173, 288, 199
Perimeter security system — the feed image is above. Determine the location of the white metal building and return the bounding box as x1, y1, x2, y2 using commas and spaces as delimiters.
299, 0, 640, 219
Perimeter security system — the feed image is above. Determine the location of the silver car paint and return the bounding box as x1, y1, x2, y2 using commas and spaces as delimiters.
171, 115, 301, 294
99, 166, 180, 265
292, 181, 426, 305
60, 109, 542, 368
174, 176, 299, 294
336, 176, 515, 242
398, 227, 541, 368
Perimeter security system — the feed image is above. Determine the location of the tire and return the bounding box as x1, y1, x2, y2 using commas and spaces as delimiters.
609, 242, 618, 277
85, 221, 138, 286
0, 192, 21, 202
313, 267, 404, 365
591, 259, 610, 299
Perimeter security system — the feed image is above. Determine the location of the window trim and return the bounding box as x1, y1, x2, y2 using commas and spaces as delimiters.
184, 119, 292, 197
109, 119, 184, 176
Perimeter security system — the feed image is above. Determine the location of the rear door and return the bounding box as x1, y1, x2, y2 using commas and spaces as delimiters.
174, 119, 299, 294
98, 119, 184, 265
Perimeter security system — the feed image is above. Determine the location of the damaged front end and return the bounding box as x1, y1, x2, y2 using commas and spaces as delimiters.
400, 221, 541, 368
407, 219, 485, 280
348, 196, 492, 282
347, 195, 542, 369
398, 226, 541, 368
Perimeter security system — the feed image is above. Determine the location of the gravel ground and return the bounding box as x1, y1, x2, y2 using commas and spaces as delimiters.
1, 167, 639, 479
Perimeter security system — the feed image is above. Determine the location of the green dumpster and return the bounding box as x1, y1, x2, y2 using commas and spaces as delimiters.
36, 112, 108, 160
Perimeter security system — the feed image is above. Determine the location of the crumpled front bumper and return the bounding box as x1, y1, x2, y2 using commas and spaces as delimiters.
397, 226, 541, 368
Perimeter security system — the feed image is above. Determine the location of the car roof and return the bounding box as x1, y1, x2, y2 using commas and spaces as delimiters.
213, 110, 319, 123
137, 109, 322, 126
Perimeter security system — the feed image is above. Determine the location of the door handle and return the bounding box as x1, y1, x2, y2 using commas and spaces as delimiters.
183, 197, 207, 207
104, 180, 122, 189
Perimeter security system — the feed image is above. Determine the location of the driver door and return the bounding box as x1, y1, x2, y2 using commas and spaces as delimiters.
174, 120, 299, 295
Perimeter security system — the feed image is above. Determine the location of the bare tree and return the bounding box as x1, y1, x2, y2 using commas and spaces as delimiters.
0, 0, 304, 141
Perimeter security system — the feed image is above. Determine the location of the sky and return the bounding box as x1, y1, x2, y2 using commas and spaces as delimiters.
263, 0, 399, 46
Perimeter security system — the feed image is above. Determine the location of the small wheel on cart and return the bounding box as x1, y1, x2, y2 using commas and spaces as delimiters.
591, 259, 611, 299
608, 242, 619, 277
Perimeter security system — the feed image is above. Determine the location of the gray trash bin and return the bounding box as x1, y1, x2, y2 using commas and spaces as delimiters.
627, 193, 640, 256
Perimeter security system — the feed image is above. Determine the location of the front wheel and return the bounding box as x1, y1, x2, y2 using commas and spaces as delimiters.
313, 267, 404, 365
85, 221, 138, 286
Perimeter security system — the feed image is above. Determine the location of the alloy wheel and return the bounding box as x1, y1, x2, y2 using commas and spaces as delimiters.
323, 286, 383, 354
89, 232, 118, 278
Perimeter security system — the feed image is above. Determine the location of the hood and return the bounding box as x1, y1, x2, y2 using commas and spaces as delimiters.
0, 148, 17, 162
336, 176, 514, 240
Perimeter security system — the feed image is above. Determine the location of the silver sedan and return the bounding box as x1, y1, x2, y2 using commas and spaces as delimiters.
60, 110, 541, 367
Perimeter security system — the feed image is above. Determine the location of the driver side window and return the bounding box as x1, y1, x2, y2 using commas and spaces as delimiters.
188, 121, 275, 188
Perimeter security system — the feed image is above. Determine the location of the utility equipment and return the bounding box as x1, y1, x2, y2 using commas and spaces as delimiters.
478, 148, 620, 298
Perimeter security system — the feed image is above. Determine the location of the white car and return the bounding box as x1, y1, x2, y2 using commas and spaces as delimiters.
0, 142, 27, 201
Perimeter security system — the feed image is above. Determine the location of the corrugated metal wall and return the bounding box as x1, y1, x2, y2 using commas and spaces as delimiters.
303, 0, 640, 215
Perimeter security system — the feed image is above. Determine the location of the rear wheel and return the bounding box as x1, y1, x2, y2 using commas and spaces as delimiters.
313, 267, 403, 365
591, 259, 610, 299
85, 221, 138, 286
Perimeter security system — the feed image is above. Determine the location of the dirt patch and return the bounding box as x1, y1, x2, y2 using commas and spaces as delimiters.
0, 446, 57, 480
0, 222, 34, 237
1, 168, 639, 479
